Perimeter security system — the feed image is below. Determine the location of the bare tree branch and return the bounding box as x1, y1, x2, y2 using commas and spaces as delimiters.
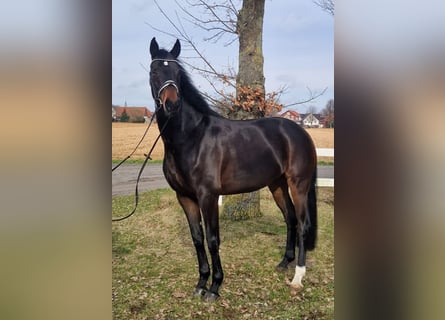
150, 1, 222, 74
182, 2, 237, 29
313, 0, 334, 16
283, 87, 328, 108
147, 0, 326, 115
179, 0, 238, 45
139, 62, 149, 74
148, 0, 238, 92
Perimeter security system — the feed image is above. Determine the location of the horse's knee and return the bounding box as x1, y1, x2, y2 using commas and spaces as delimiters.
213, 270, 224, 284
190, 227, 205, 246
285, 248, 295, 261
206, 235, 219, 253
192, 237, 205, 248
199, 265, 210, 278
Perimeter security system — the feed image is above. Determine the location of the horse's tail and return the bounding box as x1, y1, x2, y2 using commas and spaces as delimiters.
305, 166, 318, 251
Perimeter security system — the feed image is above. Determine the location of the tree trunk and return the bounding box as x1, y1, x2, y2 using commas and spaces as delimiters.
222, 0, 265, 221
236, 0, 265, 95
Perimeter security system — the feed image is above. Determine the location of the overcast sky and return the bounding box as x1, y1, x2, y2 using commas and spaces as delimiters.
112, 0, 334, 113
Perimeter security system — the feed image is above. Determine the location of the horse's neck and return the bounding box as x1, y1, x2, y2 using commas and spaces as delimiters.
158, 102, 205, 145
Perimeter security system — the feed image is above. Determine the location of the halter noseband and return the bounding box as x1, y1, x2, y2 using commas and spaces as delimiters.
157, 80, 179, 100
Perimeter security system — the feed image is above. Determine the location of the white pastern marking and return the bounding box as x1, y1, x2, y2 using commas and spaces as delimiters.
218, 196, 222, 206
290, 265, 306, 288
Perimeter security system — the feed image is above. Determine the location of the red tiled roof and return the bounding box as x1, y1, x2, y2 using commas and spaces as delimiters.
115, 106, 153, 120
279, 110, 300, 120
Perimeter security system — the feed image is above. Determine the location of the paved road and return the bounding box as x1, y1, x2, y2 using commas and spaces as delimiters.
112, 163, 334, 196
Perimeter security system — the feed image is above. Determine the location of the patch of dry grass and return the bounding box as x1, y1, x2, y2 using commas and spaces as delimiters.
305, 128, 334, 163
112, 123, 334, 162
112, 123, 165, 161
305, 128, 334, 149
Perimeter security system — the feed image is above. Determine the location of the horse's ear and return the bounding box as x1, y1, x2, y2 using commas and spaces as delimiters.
170, 39, 181, 59
150, 37, 159, 59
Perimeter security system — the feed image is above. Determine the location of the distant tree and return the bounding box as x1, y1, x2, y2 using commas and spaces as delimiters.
120, 109, 129, 122
321, 99, 334, 128
133, 116, 146, 123
306, 105, 318, 114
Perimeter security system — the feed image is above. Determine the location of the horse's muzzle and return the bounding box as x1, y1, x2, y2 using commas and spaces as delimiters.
158, 81, 180, 113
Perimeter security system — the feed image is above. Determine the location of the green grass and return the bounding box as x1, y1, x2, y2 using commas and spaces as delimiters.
112, 188, 334, 319
317, 160, 334, 166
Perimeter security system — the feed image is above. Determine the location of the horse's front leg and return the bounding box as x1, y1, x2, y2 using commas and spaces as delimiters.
176, 193, 210, 297
199, 193, 223, 302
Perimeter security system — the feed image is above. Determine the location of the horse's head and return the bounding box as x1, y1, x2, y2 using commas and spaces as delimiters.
149, 37, 182, 115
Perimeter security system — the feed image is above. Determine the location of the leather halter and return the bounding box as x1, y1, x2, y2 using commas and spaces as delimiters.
150, 59, 180, 108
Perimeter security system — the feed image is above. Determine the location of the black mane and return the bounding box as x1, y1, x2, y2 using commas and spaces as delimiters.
155, 48, 221, 118
178, 65, 221, 118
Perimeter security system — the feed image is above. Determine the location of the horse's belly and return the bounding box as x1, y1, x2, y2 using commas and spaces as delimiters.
220, 163, 281, 195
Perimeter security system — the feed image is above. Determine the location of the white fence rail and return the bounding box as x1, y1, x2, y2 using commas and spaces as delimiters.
317, 178, 334, 187
316, 148, 334, 157
316, 148, 334, 187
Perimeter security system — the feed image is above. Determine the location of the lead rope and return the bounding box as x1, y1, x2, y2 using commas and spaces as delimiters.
112, 114, 171, 222
112, 113, 156, 172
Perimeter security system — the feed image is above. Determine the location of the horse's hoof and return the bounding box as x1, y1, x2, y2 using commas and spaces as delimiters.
193, 287, 207, 298
276, 259, 296, 272
285, 278, 304, 293
275, 265, 288, 273
289, 284, 303, 296
203, 291, 219, 302
276, 261, 290, 272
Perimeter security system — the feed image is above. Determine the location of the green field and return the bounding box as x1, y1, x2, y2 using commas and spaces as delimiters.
112, 187, 334, 319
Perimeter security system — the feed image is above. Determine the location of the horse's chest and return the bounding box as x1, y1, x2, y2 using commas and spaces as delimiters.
164, 166, 185, 188
163, 157, 192, 194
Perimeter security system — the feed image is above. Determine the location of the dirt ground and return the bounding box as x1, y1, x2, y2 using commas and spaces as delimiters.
112, 122, 334, 161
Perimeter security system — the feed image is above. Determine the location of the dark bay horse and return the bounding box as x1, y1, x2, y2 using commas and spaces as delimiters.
149, 37, 317, 302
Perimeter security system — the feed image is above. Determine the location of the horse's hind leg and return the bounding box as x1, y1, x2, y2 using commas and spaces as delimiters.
268, 177, 297, 272
176, 193, 210, 297
287, 178, 309, 289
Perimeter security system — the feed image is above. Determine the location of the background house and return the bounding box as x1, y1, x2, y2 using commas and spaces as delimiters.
301, 113, 324, 128
278, 110, 325, 128
112, 105, 153, 123
279, 110, 302, 123
279, 110, 326, 128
